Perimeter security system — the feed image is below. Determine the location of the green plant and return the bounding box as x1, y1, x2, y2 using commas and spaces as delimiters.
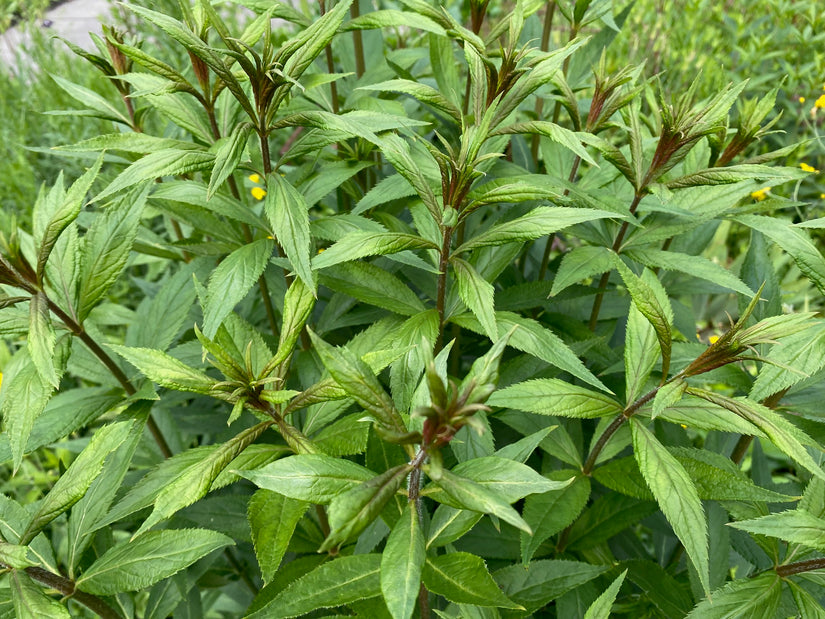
2, 1, 825, 617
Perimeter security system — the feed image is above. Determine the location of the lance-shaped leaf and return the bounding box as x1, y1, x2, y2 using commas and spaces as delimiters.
248, 490, 308, 585
488, 379, 622, 418
344, 9, 446, 35
428, 468, 531, 534
207, 123, 253, 200
109, 345, 216, 394
94, 150, 215, 203
624, 302, 659, 405
381, 502, 426, 619
261, 277, 315, 377
750, 323, 825, 402
613, 258, 673, 378
312, 231, 438, 270
20, 417, 134, 544
631, 419, 709, 595
246, 554, 381, 619
27, 292, 57, 389
10, 570, 71, 619
265, 174, 314, 291
358, 79, 460, 123
35, 153, 103, 279
77, 186, 146, 320
492, 121, 597, 165
0, 543, 35, 570
322, 463, 412, 551
627, 248, 754, 297
666, 164, 806, 189
201, 238, 274, 338
651, 378, 687, 419
134, 421, 271, 536
320, 262, 426, 317
729, 509, 825, 551
374, 133, 441, 220
307, 329, 406, 434
238, 454, 375, 503
584, 570, 627, 619
50, 73, 131, 125
75, 528, 232, 595
685, 573, 782, 619
451, 257, 497, 341
455, 207, 618, 255
550, 245, 614, 296
422, 552, 522, 609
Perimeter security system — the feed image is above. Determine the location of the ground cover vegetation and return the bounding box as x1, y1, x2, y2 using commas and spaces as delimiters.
1, 0, 825, 617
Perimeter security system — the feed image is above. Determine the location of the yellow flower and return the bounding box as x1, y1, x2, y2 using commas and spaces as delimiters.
317, 248, 325, 254
0, 371, 3, 390
251, 187, 267, 200
816, 94, 825, 109
799, 96, 806, 104
248, 173, 261, 184
708, 335, 720, 345
800, 162, 819, 173
821, 193, 825, 200
750, 187, 771, 201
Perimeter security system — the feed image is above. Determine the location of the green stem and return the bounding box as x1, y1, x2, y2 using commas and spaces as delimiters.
435, 227, 453, 352
319, 0, 340, 114
350, 1, 365, 79
408, 449, 429, 619
530, 1, 557, 165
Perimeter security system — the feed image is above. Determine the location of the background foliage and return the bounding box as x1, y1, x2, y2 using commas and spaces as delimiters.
1, 0, 825, 618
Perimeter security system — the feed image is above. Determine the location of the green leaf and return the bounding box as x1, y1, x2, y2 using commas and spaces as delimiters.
76, 528, 232, 595
10, 570, 70, 619
685, 573, 781, 619
320, 262, 425, 316
488, 379, 622, 418
50, 73, 130, 125
428, 468, 531, 534
94, 150, 215, 203
452, 257, 497, 341
77, 186, 146, 320
651, 378, 687, 419
21, 417, 133, 544
788, 580, 825, 619
624, 302, 659, 405
109, 345, 216, 394
381, 502, 426, 619
135, 421, 271, 535
374, 133, 441, 221
613, 259, 673, 378
248, 490, 308, 585
750, 324, 825, 402
265, 174, 315, 291
0, 543, 35, 569
729, 509, 825, 551
426, 505, 482, 549
492, 121, 597, 166
358, 79, 460, 123
583, 570, 626, 619
494, 560, 609, 615
307, 330, 406, 434
422, 553, 522, 609
455, 207, 618, 255
202, 239, 274, 338
550, 245, 614, 296
35, 153, 103, 279
631, 418, 709, 594
666, 164, 806, 189
312, 231, 438, 270
323, 464, 412, 551
423, 457, 572, 504
247, 554, 381, 619
627, 248, 754, 296
521, 473, 591, 564
735, 214, 825, 294
344, 9, 446, 35
451, 312, 609, 392
26, 293, 57, 389
208, 123, 253, 200
237, 454, 375, 503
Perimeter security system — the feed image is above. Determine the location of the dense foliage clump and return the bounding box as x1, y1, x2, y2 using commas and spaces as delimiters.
1, 1, 825, 617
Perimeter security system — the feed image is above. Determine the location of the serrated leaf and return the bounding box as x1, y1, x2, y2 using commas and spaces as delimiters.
550, 245, 613, 296
624, 302, 659, 405
320, 262, 425, 316
685, 573, 781, 619
631, 419, 709, 594
729, 510, 825, 551
265, 174, 315, 291
323, 464, 412, 551
452, 257, 497, 341
208, 123, 253, 199
750, 324, 825, 402
202, 239, 274, 338
312, 231, 438, 270
651, 378, 687, 419
423, 553, 522, 609
627, 248, 754, 296
374, 133, 441, 221
50, 73, 130, 125
358, 78, 460, 123
455, 207, 617, 254
0, 543, 36, 569
492, 121, 597, 165
238, 454, 375, 503
426, 506, 482, 549
488, 379, 622, 418
249, 490, 308, 585
109, 345, 216, 394
428, 468, 531, 533
584, 570, 626, 619
10, 570, 71, 619
20, 418, 133, 544
76, 528, 232, 595
27, 293, 57, 388
381, 502, 425, 619
247, 554, 381, 619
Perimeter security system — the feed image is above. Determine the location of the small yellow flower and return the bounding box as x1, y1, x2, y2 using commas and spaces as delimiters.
799, 96, 806, 104
815, 94, 825, 109
821, 193, 825, 200
708, 335, 720, 345
800, 162, 819, 173
248, 173, 261, 184
251, 187, 267, 200
750, 187, 771, 201
680, 424, 688, 429
0, 371, 3, 390
317, 248, 326, 254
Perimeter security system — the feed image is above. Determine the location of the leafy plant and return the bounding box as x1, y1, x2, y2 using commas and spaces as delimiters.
2, 1, 825, 617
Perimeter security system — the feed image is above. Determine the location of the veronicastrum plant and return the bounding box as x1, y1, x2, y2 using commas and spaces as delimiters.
2, 0, 825, 617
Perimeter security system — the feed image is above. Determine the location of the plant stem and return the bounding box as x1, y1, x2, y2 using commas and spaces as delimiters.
319, 0, 339, 114
8, 565, 124, 619
588, 192, 644, 331
408, 449, 429, 619
776, 558, 825, 578
350, 1, 365, 79
530, 1, 557, 165
435, 227, 453, 351
45, 299, 173, 459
